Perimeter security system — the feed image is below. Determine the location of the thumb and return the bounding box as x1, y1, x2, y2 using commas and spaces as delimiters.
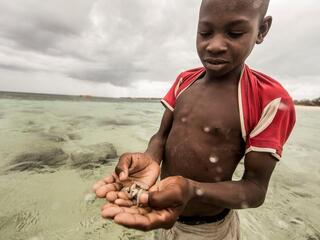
115, 154, 132, 181
147, 186, 184, 210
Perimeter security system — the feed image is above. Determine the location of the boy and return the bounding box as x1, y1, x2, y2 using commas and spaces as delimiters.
93, 0, 296, 239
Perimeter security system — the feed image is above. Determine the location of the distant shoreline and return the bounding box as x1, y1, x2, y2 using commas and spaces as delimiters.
0, 91, 160, 103
294, 99, 320, 107
0, 90, 319, 107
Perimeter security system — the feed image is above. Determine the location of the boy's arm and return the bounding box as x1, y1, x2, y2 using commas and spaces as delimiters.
144, 108, 173, 164
101, 151, 277, 231
189, 151, 277, 209
143, 151, 277, 210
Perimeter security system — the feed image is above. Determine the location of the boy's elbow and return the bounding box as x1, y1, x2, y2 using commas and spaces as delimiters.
252, 194, 266, 208
241, 194, 265, 209
241, 182, 267, 209
248, 190, 267, 208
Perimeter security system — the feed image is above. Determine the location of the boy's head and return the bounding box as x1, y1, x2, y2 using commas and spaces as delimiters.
196, 0, 272, 77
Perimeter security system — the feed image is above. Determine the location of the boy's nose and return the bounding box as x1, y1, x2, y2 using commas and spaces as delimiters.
206, 35, 228, 54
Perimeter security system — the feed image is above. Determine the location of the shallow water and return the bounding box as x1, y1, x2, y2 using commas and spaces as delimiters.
0, 96, 319, 240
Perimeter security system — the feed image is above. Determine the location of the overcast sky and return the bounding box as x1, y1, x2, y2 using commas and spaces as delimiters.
0, 0, 319, 99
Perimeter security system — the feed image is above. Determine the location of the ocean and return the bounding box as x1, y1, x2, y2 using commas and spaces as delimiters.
0, 92, 319, 240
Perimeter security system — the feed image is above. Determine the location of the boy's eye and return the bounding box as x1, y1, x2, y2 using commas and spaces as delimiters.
227, 32, 245, 39
199, 31, 212, 37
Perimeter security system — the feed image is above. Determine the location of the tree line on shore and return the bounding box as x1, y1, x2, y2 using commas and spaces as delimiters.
294, 97, 320, 106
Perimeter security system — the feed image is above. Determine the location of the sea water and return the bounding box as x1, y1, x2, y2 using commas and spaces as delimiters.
0, 94, 319, 240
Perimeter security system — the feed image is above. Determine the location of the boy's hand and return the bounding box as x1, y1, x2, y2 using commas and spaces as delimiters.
92, 152, 160, 201
101, 176, 194, 231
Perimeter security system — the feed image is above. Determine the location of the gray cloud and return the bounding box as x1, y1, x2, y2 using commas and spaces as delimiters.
0, 0, 319, 99
69, 65, 149, 87
0, 0, 93, 53
0, 63, 33, 72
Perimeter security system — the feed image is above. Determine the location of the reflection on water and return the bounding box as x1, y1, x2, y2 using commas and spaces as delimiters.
0, 96, 319, 239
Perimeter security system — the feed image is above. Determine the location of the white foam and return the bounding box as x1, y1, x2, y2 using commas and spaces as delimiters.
84, 193, 96, 204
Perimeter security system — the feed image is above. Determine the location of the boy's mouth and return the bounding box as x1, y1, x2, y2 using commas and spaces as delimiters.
204, 58, 229, 65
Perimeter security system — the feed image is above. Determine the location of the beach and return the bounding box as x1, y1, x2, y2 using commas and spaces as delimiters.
0, 93, 319, 240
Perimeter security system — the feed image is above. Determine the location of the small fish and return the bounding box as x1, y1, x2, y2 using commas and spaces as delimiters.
121, 182, 147, 206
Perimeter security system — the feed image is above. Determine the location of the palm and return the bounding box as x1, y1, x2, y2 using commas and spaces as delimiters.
101, 203, 180, 231
101, 176, 192, 231
93, 152, 160, 200
122, 152, 160, 188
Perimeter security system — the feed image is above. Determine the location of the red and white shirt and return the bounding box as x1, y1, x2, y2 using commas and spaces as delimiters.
161, 65, 296, 160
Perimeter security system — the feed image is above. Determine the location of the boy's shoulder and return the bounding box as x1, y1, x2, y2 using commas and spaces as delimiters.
245, 66, 293, 107
163, 65, 294, 114
240, 66, 296, 159
176, 65, 292, 101
178, 67, 205, 79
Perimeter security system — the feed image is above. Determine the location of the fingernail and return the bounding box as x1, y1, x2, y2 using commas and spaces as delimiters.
119, 172, 125, 180
139, 192, 149, 205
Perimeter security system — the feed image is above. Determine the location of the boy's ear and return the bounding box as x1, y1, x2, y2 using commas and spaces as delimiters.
256, 16, 272, 44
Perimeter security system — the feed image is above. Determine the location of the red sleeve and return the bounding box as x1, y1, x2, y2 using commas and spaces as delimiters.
245, 97, 296, 160
161, 73, 184, 111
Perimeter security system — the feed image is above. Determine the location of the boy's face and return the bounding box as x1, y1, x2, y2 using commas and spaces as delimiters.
197, 0, 269, 77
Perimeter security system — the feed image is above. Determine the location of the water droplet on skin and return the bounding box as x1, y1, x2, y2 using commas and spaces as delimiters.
215, 176, 222, 182
181, 117, 187, 123
196, 188, 204, 196
216, 166, 223, 173
241, 202, 249, 209
209, 156, 218, 164
203, 126, 210, 133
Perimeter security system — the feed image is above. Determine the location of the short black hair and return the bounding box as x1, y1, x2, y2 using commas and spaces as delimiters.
256, 0, 270, 18
200, 0, 270, 19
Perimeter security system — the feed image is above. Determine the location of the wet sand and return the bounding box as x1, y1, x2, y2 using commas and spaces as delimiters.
0, 95, 319, 240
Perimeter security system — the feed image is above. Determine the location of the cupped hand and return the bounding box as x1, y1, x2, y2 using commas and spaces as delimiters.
101, 176, 195, 231
92, 152, 160, 202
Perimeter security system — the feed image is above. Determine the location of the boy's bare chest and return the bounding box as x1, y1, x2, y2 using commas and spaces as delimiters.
163, 81, 245, 183
174, 81, 241, 131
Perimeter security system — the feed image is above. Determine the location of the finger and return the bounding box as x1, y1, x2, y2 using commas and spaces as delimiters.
116, 206, 149, 215
92, 180, 105, 191
106, 188, 130, 202
137, 184, 159, 206
115, 154, 133, 181
114, 213, 150, 230
101, 205, 124, 219
114, 210, 175, 231
138, 192, 149, 206
117, 191, 130, 200
103, 175, 115, 184
95, 183, 122, 198
101, 202, 116, 211
112, 172, 120, 182
114, 199, 135, 207
106, 191, 118, 202
101, 202, 150, 213
101, 205, 149, 218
